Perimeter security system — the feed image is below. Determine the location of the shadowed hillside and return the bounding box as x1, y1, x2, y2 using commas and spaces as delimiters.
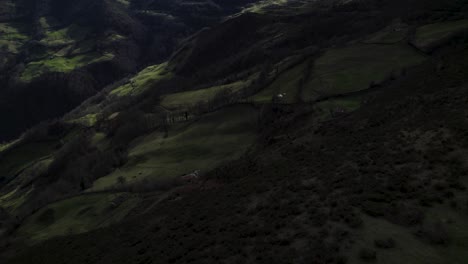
1, 0, 468, 263
0, 0, 260, 141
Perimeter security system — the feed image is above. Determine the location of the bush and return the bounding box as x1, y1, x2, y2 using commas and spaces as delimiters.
374, 238, 396, 249
359, 248, 377, 262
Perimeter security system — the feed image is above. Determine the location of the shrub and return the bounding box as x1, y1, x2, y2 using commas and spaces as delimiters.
359, 248, 377, 262
374, 238, 396, 249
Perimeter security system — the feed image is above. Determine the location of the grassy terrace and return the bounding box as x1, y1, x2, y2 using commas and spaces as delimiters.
90, 105, 258, 191
67, 113, 99, 127
39, 24, 89, 47
110, 63, 173, 97
252, 60, 309, 103
0, 141, 56, 182
20, 53, 114, 82
0, 186, 35, 213
364, 22, 408, 44
302, 44, 426, 100
0, 22, 29, 54
17, 193, 140, 242
161, 79, 251, 109
0, 138, 20, 153
413, 19, 468, 52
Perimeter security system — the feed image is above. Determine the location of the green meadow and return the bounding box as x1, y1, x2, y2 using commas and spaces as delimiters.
252, 60, 309, 103
161, 79, 250, 109
110, 63, 173, 97
413, 19, 468, 51
90, 105, 258, 191
302, 44, 426, 100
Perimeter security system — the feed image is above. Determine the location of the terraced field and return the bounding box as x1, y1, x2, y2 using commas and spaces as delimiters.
252, 60, 309, 103
15, 22, 118, 82
413, 19, 468, 52
0, 22, 29, 54
90, 105, 258, 191
20, 52, 115, 82
0, 141, 56, 182
110, 63, 173, 97
302, 44, 426, 100
364, 21, 408, 44
39, 24, 89, 47
161, 79, 251, 109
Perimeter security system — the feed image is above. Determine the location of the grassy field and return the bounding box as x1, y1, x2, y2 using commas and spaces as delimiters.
364, 24, 408, 44
68, 113, 99, 127
252, 60, 309, 103
160, 79, 250, 109
314, 96, 363, 119
17, 193, 140, 242
0, 141, 56, 181
243, 0, 289, 13
39, 24, 89, 47
0, 138, 20, 153
0, 22, 28, 41
90, 105, 258, 191
302, 44, 426, 100
0, 22, 29, 54
20, 52, 114, 82
413, 19, 468, 52
110, 63, 173, 97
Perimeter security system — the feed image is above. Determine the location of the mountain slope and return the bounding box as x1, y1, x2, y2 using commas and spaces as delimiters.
1, 0, 468, 263
0, 0, 259, 141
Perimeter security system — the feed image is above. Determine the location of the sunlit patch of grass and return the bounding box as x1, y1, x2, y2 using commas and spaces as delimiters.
0, 22, 29, 54
39, 24, 89, 47
90, 105, 258, 191
20, 53, 114, 82
67, 113, 99, 127
38, 16, 61, 31
242, 0, 289, 14
105, 33, 126, 43
0, 22, 28, 41
90, 132, 109, 150
0, 138, 20, 153
0, 186, 34, 212
110, 63, 173, 97
116, 0, 130, 7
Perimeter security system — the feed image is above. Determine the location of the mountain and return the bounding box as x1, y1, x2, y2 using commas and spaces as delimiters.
1, 0, 468, 263
0, 0, 259, 141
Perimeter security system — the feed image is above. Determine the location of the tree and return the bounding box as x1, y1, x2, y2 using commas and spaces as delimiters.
117, 176, 126, 185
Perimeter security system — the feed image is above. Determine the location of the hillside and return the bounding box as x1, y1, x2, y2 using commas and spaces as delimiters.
0, 0, 260, 141
1, 0, 468, 263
